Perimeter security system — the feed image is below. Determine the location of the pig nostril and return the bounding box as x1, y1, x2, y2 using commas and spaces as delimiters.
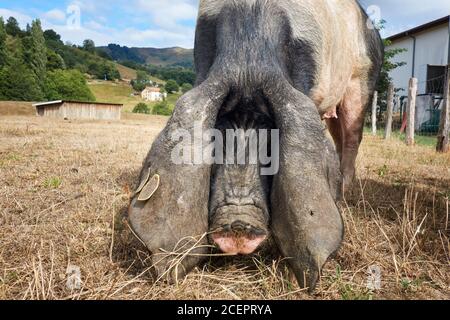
231, 221, 249, 232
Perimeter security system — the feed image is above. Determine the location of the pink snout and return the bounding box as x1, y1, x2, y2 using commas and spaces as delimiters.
212, 233, 267, 255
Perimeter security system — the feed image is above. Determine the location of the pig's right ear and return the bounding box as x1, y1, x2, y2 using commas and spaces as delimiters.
128, 79, 228, 282
268, 82, 344, 292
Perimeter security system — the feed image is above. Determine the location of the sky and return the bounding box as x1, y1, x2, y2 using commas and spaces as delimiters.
0, 0, 449, 49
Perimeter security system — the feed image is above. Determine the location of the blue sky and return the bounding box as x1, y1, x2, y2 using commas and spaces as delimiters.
0, 0, 449, 48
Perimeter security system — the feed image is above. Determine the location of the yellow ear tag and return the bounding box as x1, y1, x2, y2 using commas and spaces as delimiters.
136, 170, 151, 194
137, 174, 160, 202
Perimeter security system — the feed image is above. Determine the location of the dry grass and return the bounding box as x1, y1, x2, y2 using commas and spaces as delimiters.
115, 63, 137, 81
0, 101, 35, 116
0, 113, 448, 300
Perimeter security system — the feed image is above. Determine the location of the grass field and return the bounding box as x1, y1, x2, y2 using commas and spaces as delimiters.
115, 63, 137, 81
0, 110, 448, 300
88, 81, 182, 113
0, 101, 35, 116
365, 128, 438, 148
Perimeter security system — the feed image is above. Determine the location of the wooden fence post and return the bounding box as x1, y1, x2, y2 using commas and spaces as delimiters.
437, 65, 450, 153
406, 78, 418, 146
372, 91, 378, 136
384, 84, 395, 139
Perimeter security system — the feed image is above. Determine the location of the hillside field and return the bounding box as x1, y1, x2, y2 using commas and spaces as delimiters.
0, 106, 448, 300
87, 81, 181, 113
115, 63, 137, 81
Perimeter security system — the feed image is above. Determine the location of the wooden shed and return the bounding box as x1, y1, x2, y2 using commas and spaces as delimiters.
33, 100, 123, 120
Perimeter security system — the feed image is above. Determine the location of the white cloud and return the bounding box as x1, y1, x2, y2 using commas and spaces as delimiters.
360, 0, 450, 37
135, 0, 198, 29
0, 9, 33, 27
44, 9, 66, 23
4, 0, 445, 48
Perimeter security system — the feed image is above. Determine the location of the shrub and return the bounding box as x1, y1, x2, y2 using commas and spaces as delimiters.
181, 83, 193, 93
132, 102, 150, 114
165, 79, 179, 94
45, 69, 95, 101
152, 101, 173, 116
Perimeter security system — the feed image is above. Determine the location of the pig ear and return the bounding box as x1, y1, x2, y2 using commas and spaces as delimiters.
128, 79, 227, 282
268, 84, 344, 292
135, 169, 151, 194
137, 174, 160, 202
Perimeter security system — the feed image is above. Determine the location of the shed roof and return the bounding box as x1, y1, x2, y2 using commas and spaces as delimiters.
33, 100, 123, 107
386, 15, 449, 42
143, 87, 161, 93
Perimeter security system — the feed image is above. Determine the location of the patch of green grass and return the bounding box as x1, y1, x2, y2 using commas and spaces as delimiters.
364, 127, 437, 147
339, 284, 373, 300
88, 81, 180, 114
145, 92, 182, 116
0, 153, 21, 167
2, 271, 18, 284
43, 177, 62, 189
328, 265, 374, 300
378, 164, 389, 177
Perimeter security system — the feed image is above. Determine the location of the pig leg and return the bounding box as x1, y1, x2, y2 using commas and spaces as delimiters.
128, 80, 227, 282
338, 79, 368, 190
325, 117, 343, 160
269, 83, 344, 292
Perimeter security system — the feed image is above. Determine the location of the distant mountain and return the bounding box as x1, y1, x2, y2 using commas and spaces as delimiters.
98, 44, 194, 68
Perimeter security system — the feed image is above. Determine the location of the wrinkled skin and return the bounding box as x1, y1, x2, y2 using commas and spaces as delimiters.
209, 103, 274, 255
129, 0, 382, 291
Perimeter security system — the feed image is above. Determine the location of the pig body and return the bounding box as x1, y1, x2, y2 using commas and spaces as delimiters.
129, 0, 382, 291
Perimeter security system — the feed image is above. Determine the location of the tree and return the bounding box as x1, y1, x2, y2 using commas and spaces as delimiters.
181, 83, 193, 93
0, 17, 6, 66
46, 49, 66, 70
27, 20, 47, 88
43, 29, 62, 43
375, 21, 407, 116
132, 102, 150, 114
5, 17, 21, 37
0, 63, 42, 101
165, 79, 179, 94
152, 101, 173, 116
87, 61, 120, 80
0, 31, 43, 101
82, 39, 95, 53
43, 29, 64, 53
45, 69, 95, 101
131, 70, 150, 91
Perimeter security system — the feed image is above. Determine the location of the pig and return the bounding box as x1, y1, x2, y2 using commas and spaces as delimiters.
128, 0, 383, 291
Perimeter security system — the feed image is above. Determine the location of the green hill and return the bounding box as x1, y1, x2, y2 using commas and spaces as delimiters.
98, 44, 194, 68
88, 80, 181, 113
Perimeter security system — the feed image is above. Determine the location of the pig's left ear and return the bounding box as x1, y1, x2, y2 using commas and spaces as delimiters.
268, 82, 344, 292
128, 79, 228, 282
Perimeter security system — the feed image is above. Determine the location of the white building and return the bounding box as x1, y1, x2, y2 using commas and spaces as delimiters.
386, 15, 449, 95
141, 87, 167, 102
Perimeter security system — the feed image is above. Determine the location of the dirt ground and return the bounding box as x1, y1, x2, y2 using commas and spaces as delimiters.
0, 113, 448, 300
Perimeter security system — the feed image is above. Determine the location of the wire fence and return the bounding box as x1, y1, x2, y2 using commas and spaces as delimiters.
365, 72, 447, 142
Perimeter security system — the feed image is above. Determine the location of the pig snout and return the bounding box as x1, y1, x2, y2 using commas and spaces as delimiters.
209, 205, 268, 255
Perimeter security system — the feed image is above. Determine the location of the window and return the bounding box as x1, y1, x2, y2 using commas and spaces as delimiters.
426, 65, 446, 95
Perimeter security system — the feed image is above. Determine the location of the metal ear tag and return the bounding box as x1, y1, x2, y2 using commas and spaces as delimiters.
136, 169, 151, 194
137, 174, 160, 202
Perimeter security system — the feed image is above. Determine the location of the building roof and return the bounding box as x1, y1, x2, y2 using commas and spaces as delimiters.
143, 87, 161, 93
33, 100, 123, 107
386, 15, 449, 42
